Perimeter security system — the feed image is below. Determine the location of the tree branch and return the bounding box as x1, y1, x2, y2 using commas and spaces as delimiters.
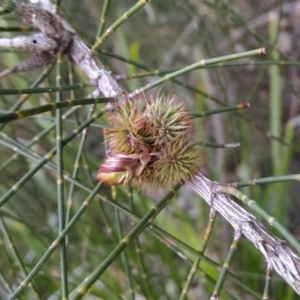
189, 173, 300, 295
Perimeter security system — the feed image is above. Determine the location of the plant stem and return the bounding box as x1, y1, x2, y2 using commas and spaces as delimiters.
212, 231, 241, 299
69, 184, 181, 300
269, 11, 281, 176
0, 97, 110, 124
179, 211, 216, 300
0, 109, 105, 208
0, 82, 88, 95
90, 0, 150, 55
130, 48, 265, 96
96, 0, 111, 37
8, 183, 103, 300
56, 52, 69, 299
221, 186, 300, 252
189, 172, 300, 295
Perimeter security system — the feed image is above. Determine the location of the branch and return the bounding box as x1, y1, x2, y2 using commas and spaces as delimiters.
0, 33, 56, 51
189, 173, 300, 295
0, 1, 124, 98
69, 35, 123, 98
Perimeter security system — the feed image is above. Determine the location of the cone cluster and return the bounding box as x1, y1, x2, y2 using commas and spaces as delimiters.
98, 93, 203, 190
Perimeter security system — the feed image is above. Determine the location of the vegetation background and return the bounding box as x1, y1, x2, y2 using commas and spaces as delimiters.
0, 0, 300, 299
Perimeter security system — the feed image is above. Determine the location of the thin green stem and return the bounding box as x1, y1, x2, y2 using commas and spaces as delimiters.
203, 142, 240, 148
96, 0, 111, 37
65, 62, 78, 228
113, 187, 135, 300
0, 267, 13, 296
269, 12, 281, 176
0, 106, 80, 172
65, 134, 93, 214
221, 186, 300, 253
90, 0, 150, 55
129, 188, 153, 300
0, 65, 53, 131
0, 108, 105, 208
69, 183, 181, 300
55, 0, 62, 10
230, 174, 300, 188
8, 183, 103, 300
102, 47, 263, 98
56, 52, 68, 299
95, 200, 119, 244
212, 232, 241, 299
9, 65, 53, 110
0, 82, 88, 95
0, 98, 109, 124
65, 65, 97, 226
191, 103, 249, 118
0, 211, 41, 299
101, 47, 300, 73
115, 60, 300, 81
129, 48, 265, 96
179, 211, 216, 300
262, 268, 272, 300
0, 99, 244, 124
81, 150, 94, 184
0, 133, 99, 196
148, 224, 259, 298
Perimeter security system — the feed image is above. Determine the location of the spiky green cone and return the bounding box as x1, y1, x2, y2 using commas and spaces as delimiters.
98, 93, 202, 190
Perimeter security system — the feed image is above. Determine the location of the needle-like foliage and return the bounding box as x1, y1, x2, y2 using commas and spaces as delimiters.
0, 1, 300, 300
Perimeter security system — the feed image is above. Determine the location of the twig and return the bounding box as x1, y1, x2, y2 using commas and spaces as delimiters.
189, 173, 300, 295
0, 1, 123, 99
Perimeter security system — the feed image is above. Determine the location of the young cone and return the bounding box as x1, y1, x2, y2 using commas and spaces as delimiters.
98, 93, 202, 190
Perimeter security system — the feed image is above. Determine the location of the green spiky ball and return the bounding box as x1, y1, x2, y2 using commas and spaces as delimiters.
98, 93, 203, 190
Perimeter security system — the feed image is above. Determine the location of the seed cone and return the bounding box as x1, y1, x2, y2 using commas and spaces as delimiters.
98, 93, 203, 190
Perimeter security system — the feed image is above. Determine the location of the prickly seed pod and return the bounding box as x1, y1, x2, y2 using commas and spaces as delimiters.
153, 138, 202, 187
104, 94, 193, 152
98, 93, 203, 190
145, 94, 194, 145
104, 96, 151, 153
